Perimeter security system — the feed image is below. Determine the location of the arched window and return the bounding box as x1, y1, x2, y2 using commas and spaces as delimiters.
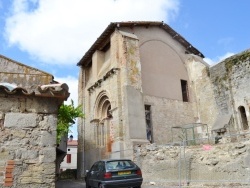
238, 106, 249, 130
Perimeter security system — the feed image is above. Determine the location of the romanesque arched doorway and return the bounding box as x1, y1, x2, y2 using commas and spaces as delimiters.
94, 91, 113, 156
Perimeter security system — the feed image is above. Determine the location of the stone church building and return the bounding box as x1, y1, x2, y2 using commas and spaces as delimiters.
77, 21, 250, 177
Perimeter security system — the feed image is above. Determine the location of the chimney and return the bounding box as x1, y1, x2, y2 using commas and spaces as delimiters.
69, 135, 73, 141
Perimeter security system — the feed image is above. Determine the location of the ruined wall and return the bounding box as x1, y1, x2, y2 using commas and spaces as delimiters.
135, 141, 250, 187
186, 55, 219, 132
0, 95, 58, 188
210, 50, 250, 133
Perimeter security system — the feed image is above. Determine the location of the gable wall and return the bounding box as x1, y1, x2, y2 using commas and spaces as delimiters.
0, 56, 53, 92
121, 26, 191, 100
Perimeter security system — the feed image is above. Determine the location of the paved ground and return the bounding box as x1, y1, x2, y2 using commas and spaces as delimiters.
55, 179, 181, 188
56, 179, 85, 188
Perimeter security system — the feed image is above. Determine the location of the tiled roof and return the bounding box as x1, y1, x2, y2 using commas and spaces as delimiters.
0, 82, 69, 100
67, 140, 78, 146
77, 21, 204, 66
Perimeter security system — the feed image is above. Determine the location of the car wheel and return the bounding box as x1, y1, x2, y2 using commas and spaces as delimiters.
85, 181, 91, 188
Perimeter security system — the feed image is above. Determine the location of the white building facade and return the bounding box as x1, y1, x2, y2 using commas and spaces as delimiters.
60, 136, 78, 170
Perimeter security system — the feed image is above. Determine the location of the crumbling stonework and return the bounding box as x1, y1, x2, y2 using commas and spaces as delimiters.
0, 95, 58, 188
135, 141, 250, 187
210, 50, 250, 134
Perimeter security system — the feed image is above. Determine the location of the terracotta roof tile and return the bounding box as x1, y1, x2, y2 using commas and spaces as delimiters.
67, 140, 78, 146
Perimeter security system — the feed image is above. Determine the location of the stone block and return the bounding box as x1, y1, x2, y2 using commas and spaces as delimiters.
39, 115, 57, 131
4, 113, 37, 128
22, 150, 38, 160
40, 131, 56, 147
39, 148, 56, 163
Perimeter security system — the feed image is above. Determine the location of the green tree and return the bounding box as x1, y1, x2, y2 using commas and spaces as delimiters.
57, 100, 84, 144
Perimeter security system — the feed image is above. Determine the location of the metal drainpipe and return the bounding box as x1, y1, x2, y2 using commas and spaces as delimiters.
179, 141, 182, 188
83, 67, 86, 177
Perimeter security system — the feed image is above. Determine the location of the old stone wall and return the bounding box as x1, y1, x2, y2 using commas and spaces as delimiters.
0, 96, 58, 188
81, 30, 148, 170
186, 55, 219, 133
210, 50, 250, 133
144, 95, 196, 144
134, 141, 250, 187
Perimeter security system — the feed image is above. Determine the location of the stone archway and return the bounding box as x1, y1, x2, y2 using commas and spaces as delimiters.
94, 91, 113, 155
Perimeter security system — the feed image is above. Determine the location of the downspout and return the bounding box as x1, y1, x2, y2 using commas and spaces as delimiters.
83, 67, 86, 177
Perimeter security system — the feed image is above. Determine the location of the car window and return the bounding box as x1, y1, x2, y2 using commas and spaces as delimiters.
106, 160, 136, 170
90, 162, 99, 171
97, 161, 104, 171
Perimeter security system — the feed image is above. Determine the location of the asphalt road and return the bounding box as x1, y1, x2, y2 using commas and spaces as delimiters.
56, 179, 85, 188
55, 179, 179, 188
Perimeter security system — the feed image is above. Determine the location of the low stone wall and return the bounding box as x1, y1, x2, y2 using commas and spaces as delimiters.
0, 97, 58, 188
134, 140, 250, 187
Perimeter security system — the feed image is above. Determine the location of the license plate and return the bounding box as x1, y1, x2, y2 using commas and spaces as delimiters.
118, 171, 131, 175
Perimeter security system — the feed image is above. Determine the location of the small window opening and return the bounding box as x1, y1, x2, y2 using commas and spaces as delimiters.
181, 80, 189, 102
239, 106, 249, 130
66, 154, 71, 163
145, 105, 153, 143
0, 119, 3, 130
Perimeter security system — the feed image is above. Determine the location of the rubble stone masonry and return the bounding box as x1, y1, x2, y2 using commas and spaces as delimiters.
0, 96, 58, 188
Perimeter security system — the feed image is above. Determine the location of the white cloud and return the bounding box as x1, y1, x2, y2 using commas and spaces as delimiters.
4, 0, 179, 65
203, 57, 215, 65
218, 52, 235, 62
204, 52, 235, 65
55, 75, 78, 106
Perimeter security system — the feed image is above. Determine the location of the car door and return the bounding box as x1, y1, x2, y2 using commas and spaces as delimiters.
88, 162, 99, 187
92, 161, 105, 188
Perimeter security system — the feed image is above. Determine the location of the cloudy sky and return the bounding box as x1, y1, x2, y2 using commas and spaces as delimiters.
0, 0, 249, 138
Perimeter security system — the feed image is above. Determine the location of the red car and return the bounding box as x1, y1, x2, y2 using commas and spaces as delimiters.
85, 159, 143, 188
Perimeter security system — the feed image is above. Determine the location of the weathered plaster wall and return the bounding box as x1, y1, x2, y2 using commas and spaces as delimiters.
0, 96, 58, 188
121, 26, 193, 101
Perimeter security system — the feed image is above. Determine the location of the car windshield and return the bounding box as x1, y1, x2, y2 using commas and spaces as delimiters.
106, 160, 136, 170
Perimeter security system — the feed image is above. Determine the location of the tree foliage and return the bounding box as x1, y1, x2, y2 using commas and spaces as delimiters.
57, 100, 84, 144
